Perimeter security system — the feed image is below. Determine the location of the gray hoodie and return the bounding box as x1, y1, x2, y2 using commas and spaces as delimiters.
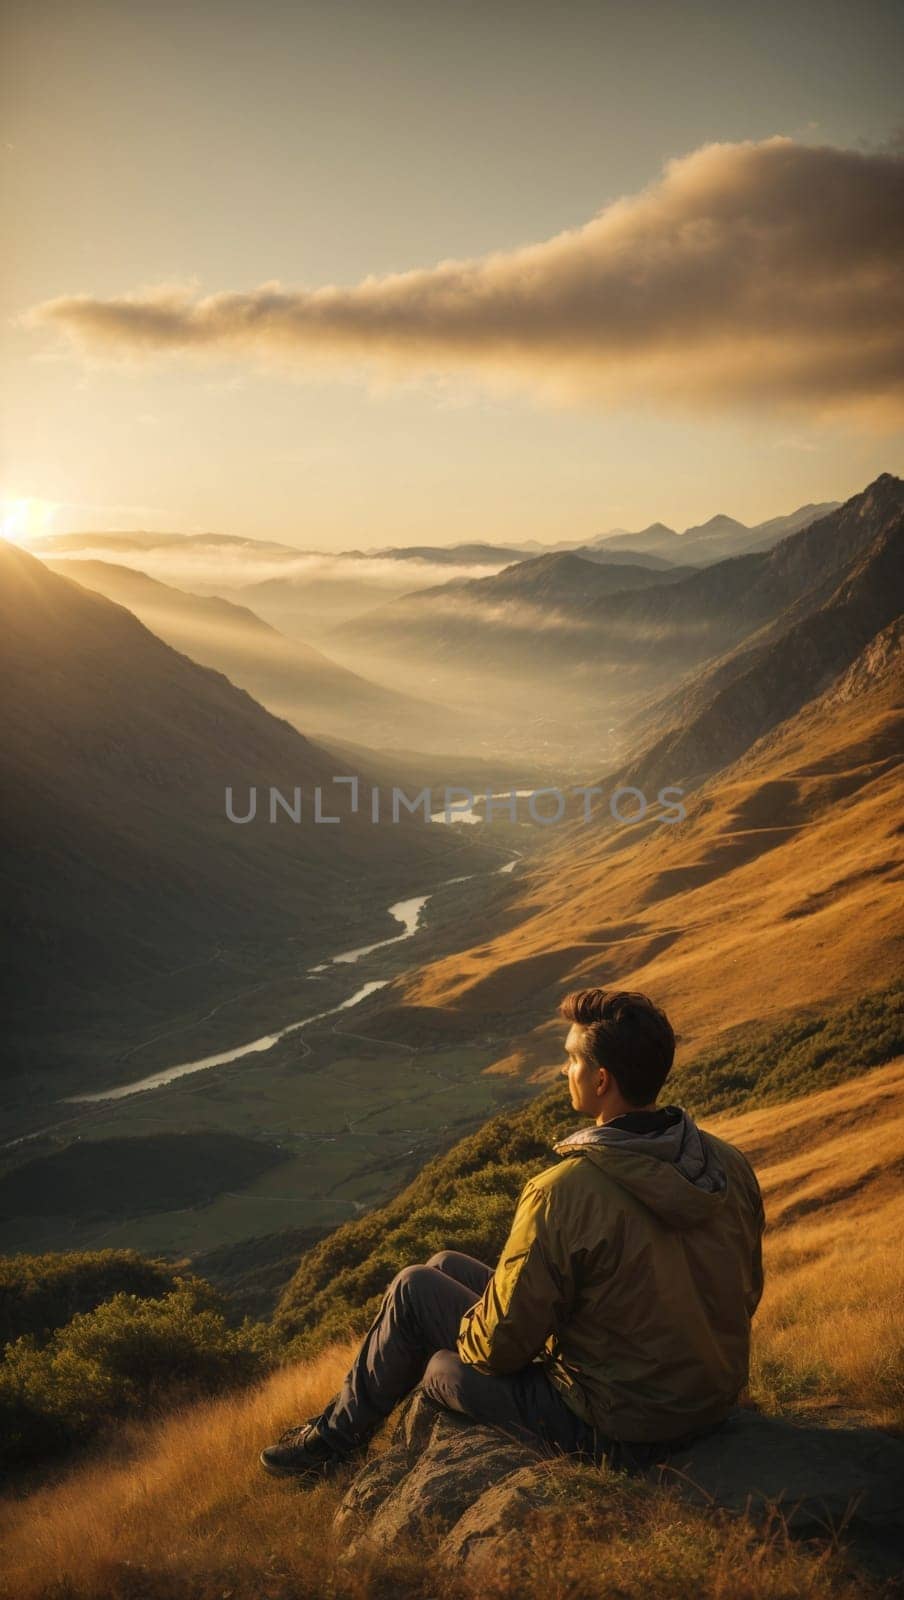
555, 1104, 728, 1196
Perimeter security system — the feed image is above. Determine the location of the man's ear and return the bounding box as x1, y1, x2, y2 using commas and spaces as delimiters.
596, 1066, 610, 1099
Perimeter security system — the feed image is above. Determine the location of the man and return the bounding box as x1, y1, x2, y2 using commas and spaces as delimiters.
260, 987, 765, 1480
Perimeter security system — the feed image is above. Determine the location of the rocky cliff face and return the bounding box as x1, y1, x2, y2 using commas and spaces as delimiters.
820, 615, 904, 708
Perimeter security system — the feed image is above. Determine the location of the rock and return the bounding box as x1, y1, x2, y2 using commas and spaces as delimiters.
660, 1409, 904, 1535
437, 1462, 587, 1577
333, 1390, 904, 1573
333, 1392, 543, 1560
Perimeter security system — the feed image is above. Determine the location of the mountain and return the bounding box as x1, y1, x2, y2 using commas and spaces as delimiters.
678, 513, 750, 554
0, 541, 458, 1090
593, 501, 841, 566
34, 533, 535, 646
41, 558, 477, 755
319, 477, 899, 745
820, 613, 904, 705
550, 549, 698, 581
416, 549, 691, 606
737, 501, 840, 554
231, 564, 466, 639
353, 542, 532, 565
316, 549, 705, 746
363, 594, 902, 1076
573, 475, 902, 680
34, 532, 531, 571
502, 537, 681, 569
570, 546, 684, 570
621, 507, 903, 796
591, 521, 682, 559
615, 474, 904, 785
327, 545, 699, 648
497, 501, 840, 566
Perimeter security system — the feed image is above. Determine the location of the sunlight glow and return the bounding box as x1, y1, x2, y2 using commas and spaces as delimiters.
0, 497, 57, 546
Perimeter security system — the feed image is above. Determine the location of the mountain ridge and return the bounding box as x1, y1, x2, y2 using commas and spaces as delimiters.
316, 477, 897, 741
615, 474, 904, 784
0, 540, 460, 1087
41, 556, 475, 754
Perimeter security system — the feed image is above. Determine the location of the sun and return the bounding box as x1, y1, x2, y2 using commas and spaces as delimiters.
0, 497, 57, 546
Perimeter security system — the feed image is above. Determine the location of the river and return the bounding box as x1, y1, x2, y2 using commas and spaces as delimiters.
66, 825, 522, 1104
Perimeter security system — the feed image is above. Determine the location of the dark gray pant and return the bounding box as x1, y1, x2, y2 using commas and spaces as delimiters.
312, 1249, 601, 1461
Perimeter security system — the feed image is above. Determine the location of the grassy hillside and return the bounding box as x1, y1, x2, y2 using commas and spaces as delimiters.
2, 1051, 900, 1600
372, 603, 901, 1078
273, 985, 902, 1353
714, 1059, 904, 1428
190, 1225, 333, 1324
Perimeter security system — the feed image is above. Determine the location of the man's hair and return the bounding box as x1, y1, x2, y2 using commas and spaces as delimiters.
558, 988, 675, 1106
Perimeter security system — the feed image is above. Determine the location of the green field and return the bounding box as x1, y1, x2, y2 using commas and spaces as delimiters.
1, 1033, 532, 1258
1, 834, 538, 1261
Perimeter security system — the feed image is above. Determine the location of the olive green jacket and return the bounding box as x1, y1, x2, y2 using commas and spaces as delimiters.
456, 1111, 765, 1442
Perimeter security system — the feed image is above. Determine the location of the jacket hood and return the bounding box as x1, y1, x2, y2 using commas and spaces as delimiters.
553, 1106, 727, 1228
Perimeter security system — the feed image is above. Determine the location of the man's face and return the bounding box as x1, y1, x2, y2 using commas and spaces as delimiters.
561, 1023, 602, 1116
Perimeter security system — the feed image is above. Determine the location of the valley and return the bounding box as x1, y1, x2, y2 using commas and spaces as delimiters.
2, 473, 902, 1315
6, 33, 904, 1594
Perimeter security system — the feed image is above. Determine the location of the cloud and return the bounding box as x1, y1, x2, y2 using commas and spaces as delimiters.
20, 138, 904, 426
43, 541, 514, 594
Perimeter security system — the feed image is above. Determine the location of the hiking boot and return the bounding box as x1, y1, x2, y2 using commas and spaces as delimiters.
259, 1419, 358, 1480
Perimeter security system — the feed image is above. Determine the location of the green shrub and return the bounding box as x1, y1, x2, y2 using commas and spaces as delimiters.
0, 1249, 180, 1349
676, 984, 903, 1116
0, 1276, 276, 1471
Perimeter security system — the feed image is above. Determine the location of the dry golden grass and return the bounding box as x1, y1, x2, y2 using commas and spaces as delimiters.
2, 1062, 902, 1599
716, 1058, 904, 1427
394, 679, 903, 1081
0, 1342, 361, 1600
0, 1360, 877, 1600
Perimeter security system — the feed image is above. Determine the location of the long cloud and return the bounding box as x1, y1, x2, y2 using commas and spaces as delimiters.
20, 138, 904, 424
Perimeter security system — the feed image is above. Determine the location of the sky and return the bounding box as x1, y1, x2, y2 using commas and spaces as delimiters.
2, 0, 903, 551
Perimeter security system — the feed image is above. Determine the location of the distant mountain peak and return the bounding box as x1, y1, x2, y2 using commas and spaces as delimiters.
637, 521, 678, 539
595, 520, 677, 546
681, 513, 749, 538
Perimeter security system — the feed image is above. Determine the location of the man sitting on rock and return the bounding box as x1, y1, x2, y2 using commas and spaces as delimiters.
260, 987, 765, 1480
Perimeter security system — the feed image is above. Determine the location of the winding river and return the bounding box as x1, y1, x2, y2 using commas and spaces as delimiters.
67, 817, 522, 1104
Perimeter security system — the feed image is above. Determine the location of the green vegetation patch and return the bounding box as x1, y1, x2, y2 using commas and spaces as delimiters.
0, 1275, 275, 1472
0, 1249, 180, 1349
191, 1224, 332, 1323
675, 985, 904, 1116
0, 1131, 287, 1221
